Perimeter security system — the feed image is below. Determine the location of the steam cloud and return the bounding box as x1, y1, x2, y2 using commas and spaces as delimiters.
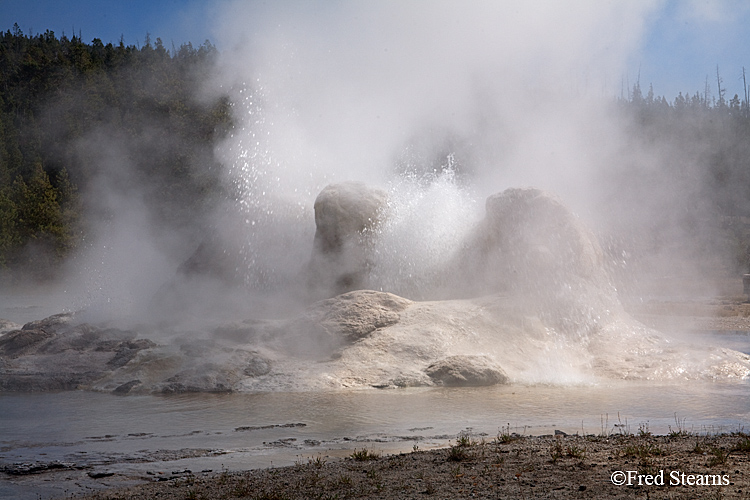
201, 0, 702, 302
44, 1, 732, 327
211, 0, 652, 198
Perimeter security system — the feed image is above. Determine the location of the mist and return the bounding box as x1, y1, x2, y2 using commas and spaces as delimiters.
211, 1, 647, 194
194, 0, 719, 304
41, 0, 732, 324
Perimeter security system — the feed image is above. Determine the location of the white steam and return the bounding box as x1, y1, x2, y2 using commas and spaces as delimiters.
202, 0, 662, 297
50, 1, 726, 326
367, 167, 479, 299
212, 0, 659, 203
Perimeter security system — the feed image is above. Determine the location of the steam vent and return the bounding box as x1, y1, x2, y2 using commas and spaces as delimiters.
1, 185, 749, 393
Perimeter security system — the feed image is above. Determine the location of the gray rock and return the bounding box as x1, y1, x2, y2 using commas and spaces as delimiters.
425, 355, 508, 387
236, 290, 412, 360
22, 312, 76, 332
106, 340, 157, 368
112, 379, 142, 395
244, 355, 272, 377
206, 290, 413, 366
0, 329, 55, 357
1, 460, 78, 475
158, 363, 240, 394
304, 290, 411, 342
0, 371, 104, 392
0, 316, 157, 392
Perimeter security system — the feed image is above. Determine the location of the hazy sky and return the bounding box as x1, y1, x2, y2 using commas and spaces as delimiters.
2, 0, 750, 101
636, 1, 750, 100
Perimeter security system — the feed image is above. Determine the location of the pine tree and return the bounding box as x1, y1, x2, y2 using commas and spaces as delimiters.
0, 187, 19, 267
14, 163, 64, 243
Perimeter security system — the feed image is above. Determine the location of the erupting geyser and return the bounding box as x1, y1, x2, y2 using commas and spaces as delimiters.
1, 183, 748, 393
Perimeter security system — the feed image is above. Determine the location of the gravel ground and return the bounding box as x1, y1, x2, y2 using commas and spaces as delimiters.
73, 432, 750, 500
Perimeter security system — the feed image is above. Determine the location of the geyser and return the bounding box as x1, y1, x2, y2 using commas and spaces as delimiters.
2, 183, 748, 393
1, 2, 747, 394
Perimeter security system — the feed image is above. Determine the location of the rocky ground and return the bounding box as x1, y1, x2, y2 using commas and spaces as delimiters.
72, 431, 750, 500
4, 286, 750, 395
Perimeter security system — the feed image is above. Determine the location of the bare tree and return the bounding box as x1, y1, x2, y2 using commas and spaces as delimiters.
743, 67, 748, 116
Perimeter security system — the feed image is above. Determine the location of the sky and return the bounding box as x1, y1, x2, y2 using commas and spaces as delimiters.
1, 0, 750, 101
636, 1, 750, 101
0, 0, 217, 49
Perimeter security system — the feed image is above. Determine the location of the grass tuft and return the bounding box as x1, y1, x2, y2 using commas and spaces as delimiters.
447, 444, 471, 462
735, 436, 750, 452
496, 424, 519, 444
350, 447, 380, 461
707, 447, 729, 467
668, 413, 692, 438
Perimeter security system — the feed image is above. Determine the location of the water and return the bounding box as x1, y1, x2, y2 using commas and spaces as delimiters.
3, 360, 750, 498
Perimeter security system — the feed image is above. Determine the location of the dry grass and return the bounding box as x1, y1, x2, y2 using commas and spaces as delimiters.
76, 433, 750, 500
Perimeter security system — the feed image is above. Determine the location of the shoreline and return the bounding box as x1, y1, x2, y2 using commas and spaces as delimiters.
70, 432, 750, 499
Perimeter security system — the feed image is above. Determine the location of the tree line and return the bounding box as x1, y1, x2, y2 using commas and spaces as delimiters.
611, 73, 750, 272
0, 25, 231, 279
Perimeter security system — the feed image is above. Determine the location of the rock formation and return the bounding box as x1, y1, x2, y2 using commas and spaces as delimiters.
425, 355, 509, 386
307, 182, 388, 297
450, 187, 608, 296
0, 313, 155, 391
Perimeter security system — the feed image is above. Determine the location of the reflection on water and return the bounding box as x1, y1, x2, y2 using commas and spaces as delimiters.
4, 382, 750, 447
